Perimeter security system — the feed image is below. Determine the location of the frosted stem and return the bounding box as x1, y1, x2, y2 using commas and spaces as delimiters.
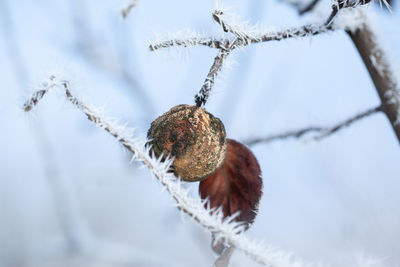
23, 77, 315, 267
150, 24, 333, 52
246, 105, 382, 145
214, 246, 235, 267
195, 49, 231, 107
348, 23, 400, 144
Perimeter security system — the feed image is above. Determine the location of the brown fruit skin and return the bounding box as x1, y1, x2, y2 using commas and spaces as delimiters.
147, 104, 226, 182
199, 139, 262, 227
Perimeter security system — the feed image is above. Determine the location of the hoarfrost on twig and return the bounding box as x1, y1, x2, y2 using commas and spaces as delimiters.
23, 75, 317, 267
195, 49, 231, 107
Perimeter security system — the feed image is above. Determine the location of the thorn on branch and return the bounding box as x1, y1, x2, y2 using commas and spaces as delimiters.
245, 105, 382, 146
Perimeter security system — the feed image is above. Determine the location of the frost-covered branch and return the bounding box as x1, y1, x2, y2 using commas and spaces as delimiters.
246, 105, 382, 146
149, 37, 230, 51
325, 0, 375, 26
150, 4, 336, 53
214, 246, 235, 267
282, 0, 400, 144
195, 49, 231, 107
194, 8, 263, 107
348, 18, 400, 144
212, 10, 257, 45
194, 9, 249, 107
23, 76, 315, 267
150, 24, 333, 52
151, 9, 333, 107
23, 76, 60, 111
288, 0, 390, 16
150, 5, 343, 107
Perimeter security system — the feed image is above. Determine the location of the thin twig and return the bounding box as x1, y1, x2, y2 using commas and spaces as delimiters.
150, 8, 334, 108
325, 7, 340, 26
195, 49, 231, 107
258, 24, 333, 42
246, 105, 382, 146
193, 9, 332, 107
23, 89, 48, 111
212, 10, 254, 44
214, 246, 235, 267
246, 127, 324, 146
121, 0, 138, 19
324, 0, 372, 26
23, 77, 315, 267
194, 10, 246, 107
325, 0, 370, 26
213, 11, 230, 33
314, 105, 383, 140
149, 37, 230, 51
291, 0, 389, 16
150, 7, 333, 53
150, 24, 333, 52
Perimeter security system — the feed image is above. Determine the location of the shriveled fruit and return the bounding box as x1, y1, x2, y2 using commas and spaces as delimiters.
147, 104, 226, 182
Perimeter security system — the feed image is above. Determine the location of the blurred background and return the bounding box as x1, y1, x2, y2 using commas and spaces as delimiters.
0, 0, 400, 266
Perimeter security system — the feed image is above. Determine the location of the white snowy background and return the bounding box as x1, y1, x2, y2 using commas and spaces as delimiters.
0, 0, 400, 266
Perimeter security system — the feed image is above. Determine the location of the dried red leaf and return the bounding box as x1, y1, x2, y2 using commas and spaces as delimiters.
199, 138, 263, 227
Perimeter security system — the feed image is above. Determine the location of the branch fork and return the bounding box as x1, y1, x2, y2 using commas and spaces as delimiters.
150, 7, 335, 108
